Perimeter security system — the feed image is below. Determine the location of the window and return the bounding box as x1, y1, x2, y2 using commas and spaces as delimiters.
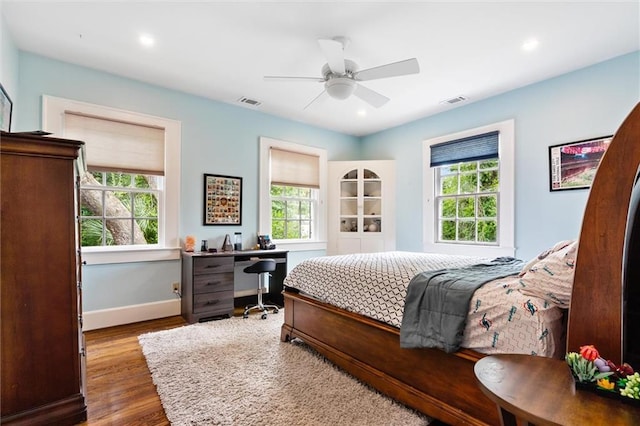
270, 185, 315, 239
436, 159, 499, 244
43, 95, 181, 264
423, 121, 514, 257
80, 171, 160, 246
259, 137, 327, 251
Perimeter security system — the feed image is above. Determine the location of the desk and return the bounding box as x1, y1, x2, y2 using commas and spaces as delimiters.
474, 354, 640, 426
181, 249, 287, 323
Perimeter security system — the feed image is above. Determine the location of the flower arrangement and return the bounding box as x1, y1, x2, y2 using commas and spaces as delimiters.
566, 345, 640, 402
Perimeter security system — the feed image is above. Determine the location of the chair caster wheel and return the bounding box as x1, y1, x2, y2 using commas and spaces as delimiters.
273, 309, 279, 314
261, 313, 268, 320
243, 314, 248, 319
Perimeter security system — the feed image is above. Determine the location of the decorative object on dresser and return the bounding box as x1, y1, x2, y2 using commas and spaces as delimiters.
1, 131, 87, 425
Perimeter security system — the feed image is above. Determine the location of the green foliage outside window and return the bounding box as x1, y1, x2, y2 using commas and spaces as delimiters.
270, 184, 313, 240
436, 159, 499, 244
80, 171, 159, 247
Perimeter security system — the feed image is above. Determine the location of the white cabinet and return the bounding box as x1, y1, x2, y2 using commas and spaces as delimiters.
328, 160, 396, 255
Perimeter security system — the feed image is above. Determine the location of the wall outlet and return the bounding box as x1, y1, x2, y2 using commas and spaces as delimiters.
172, 282, 180, 292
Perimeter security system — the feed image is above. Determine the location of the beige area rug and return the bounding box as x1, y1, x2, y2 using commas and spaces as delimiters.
138, 312, 431, 426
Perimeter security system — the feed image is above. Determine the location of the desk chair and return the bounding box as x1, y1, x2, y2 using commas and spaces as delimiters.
242, 259, 279, 319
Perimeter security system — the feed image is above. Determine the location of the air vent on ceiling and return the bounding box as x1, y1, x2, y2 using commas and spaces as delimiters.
238, 97, 262, 107
441, 96, 467, 105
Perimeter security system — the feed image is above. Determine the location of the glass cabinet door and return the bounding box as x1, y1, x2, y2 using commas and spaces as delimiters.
339, 168, 383, 234
363, 169, 382, 233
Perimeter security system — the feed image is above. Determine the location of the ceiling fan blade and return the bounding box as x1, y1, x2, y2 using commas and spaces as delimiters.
264, 76, 325, 82
354, 58, 420, 81
318, 38, 346, 75
353, 84, 389, 108
304, 90, 328, 110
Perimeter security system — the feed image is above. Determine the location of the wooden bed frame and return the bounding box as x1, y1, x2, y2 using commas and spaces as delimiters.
280, 102, 640, 425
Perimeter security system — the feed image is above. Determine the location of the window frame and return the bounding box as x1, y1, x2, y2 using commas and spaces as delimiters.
423, 120, 515, 257
42, 95, 181, 264
259, 137, 327, 251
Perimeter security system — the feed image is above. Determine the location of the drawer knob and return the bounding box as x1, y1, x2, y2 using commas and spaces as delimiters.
205, 299, 220, 305
206, 281, 220, 286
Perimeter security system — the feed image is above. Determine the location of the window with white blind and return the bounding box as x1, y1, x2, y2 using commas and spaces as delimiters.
64, 113, 164, 248
423, 120, 515, 257
42, 95, 181, 264
259, 137, 327, 251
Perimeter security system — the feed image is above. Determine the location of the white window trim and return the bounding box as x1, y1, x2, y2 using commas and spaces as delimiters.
422, 120, 515, 257
259, 137, 327, 251
42, 95, 181, 264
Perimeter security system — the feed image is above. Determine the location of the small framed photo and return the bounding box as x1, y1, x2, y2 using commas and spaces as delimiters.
203, 173, 242, 225
549, 135, 613, 191
0, 83, 12, 132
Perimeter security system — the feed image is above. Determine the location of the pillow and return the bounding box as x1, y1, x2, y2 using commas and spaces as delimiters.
519, 239, 575, 277
518, 240, 578, 308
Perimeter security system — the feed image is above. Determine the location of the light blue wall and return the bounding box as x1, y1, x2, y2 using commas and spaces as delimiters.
361, 51, 640, 261
12, 51, 360, 312
4, 15, 639, 314
0, 12, 19, 126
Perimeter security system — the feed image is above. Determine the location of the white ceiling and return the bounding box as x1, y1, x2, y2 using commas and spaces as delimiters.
3, 1, 639, 136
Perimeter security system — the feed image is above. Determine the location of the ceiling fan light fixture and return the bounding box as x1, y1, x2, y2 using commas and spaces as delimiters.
325, 77, 356, 100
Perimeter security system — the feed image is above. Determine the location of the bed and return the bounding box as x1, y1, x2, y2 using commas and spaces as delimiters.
280, 102, 640, 426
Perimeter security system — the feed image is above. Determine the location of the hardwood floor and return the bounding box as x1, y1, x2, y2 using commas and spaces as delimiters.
79, 316, 187, 425
78, 313, 451, 426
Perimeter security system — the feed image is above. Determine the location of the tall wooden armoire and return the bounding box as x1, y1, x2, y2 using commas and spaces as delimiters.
1, 131, 87, 425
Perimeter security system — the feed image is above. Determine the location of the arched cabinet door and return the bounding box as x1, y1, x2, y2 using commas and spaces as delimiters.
328, 160, 395, 255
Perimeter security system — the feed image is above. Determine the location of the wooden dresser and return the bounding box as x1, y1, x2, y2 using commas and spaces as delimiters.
1, 132, 87, 425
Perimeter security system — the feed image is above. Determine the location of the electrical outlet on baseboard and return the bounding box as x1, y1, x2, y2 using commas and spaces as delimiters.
172, 282, 180, 292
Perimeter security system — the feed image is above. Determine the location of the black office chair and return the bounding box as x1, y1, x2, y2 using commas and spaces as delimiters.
242, 259, 279, 319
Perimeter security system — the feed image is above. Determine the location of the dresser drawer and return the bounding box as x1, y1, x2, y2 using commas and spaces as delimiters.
193, 272, 234, 294
193, 291, 234, 314
193, 256, 234, 275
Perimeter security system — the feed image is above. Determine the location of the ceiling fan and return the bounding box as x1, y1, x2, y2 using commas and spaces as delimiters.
264, 36, 420, 109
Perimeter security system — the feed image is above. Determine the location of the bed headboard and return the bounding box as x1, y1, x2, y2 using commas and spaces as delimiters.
567, 102, 640, 365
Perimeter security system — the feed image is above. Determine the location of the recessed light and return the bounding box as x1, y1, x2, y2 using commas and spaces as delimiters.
357, 109, 367, 117
522, 38, 539, 51
139, 34, 155, 47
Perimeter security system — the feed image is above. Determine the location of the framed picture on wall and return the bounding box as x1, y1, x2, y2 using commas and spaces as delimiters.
0, 83, 12, 132
203, 173, 242, 225
549, 135, 613, 191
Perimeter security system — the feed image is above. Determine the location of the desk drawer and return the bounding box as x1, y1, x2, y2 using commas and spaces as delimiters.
194, 272, 234, 294
193, 291, 234, 314
193, 257, 233, 275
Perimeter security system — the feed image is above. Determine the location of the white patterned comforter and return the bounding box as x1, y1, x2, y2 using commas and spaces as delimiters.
283, 251, 565, 358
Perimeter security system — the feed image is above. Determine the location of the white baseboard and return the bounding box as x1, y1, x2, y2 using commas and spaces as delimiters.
83, 299, 181, 331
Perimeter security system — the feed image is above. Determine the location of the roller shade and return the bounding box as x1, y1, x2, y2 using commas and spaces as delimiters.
430, 130, 499, 167
64, 112, 165, 175
270, 148, 319, 188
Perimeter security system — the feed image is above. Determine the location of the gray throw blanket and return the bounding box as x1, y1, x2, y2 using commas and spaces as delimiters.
400, 256, 525, 353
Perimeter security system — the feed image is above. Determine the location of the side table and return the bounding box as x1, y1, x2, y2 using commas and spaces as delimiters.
474, 354, 640, 426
